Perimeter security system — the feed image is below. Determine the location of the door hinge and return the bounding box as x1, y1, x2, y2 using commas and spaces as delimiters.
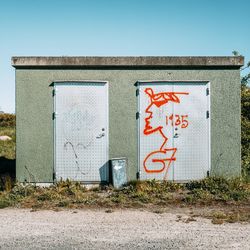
53, 172, 56, 180
207, 170, 210, 177
136, 89, 140, 96
52, 88, 57, 96
136, 112, 140, 120
206, 88, 209, 96
52, 112, 57, 120
136, 171, 140, 180
206, 110, 209, 119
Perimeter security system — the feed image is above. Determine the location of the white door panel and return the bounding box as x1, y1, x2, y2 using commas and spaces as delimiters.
54, 82, 108, 182
138, 81, 210, 181
173, 83, 209, 181
139, 83, 175, 181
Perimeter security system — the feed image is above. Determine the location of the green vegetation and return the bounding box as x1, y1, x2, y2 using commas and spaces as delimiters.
241, 85, 250, 178
0, 126, 15, 159
185, 177, 249, 203
210, 210, 250, 224
0, 113, 15, 127
0, 178, 249, 223
233, 51, 250, 178
0, 178, 249, 214
0, 113, 15, 160
0, 113, 16, 191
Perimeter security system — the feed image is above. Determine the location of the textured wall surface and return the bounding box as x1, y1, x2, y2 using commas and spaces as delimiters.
15, 68, 241, 182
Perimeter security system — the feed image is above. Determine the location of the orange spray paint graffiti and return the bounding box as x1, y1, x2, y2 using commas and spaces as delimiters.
143, 88, 189, 179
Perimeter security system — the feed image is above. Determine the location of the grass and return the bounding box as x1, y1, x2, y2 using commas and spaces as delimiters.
0, 126, 15, 191
185, 177, 250, 203
209, 210, 250, 224
0, 178, 249, 224
0, 127, 15, 159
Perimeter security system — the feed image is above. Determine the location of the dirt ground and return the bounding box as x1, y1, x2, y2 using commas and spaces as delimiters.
0, 208, 249, 250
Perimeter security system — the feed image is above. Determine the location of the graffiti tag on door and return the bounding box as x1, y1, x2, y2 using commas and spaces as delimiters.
143, 87, 189, 179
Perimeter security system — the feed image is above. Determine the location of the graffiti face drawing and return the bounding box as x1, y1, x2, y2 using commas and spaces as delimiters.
143, 87, 189, 179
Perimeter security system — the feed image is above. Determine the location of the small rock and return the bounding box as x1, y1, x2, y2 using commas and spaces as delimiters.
105, 209, 113, 213
0, 135, 12, 141
184, 217, 197, 223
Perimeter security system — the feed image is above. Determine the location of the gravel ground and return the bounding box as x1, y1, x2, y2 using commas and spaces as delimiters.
0, 208, 250, 250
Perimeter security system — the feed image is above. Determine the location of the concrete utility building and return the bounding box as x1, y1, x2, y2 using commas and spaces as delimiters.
12, 56, 244, 184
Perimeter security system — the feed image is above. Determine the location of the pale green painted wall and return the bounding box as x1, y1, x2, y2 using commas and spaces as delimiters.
15, 68, 241, 182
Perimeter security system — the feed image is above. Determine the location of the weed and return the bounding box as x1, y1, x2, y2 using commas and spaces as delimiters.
153, 209, 165, 214
57, 200, 70, 207
10, 183, 36, 197
211, 211, 227, 219
31, 202, 44, 209
0, 174, 14, 192
0, 114, 15, 127
129, 190, 150, 203
186, 177, 250, 203
225, 213, 240, 223
129, 200, 144, 208
125, 179, 183, 195
37, 192, 54, 201
209, 209, 250, 224
4, 175, 13, 192
211, 218, 224, 225
186, 177, 231, 193
54, 179, 87, 196
0, 197, 10, 209
110, 193, 126, 204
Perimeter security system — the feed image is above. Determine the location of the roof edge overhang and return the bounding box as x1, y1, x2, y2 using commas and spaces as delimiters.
11, 56, 244, 69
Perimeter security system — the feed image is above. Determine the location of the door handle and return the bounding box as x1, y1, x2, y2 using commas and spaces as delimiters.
96, 133, 105, 139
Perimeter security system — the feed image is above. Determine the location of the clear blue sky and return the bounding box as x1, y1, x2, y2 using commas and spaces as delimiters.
0, 0, 249, 113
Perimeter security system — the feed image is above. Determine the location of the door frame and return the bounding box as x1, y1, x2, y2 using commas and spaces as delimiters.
136, 80, 211, 182
52, 80, 109, 183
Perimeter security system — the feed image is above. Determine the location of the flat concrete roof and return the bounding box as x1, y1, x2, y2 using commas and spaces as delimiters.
11, 56, 244, 69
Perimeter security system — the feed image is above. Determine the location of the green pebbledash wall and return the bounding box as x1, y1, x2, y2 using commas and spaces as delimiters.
13, 57, 242, 183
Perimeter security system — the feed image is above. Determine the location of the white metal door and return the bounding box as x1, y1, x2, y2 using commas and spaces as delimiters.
138, 81, 210, 181
173, 83, 210, 181
139, 83, 175, 181
54, 81, 109, 182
